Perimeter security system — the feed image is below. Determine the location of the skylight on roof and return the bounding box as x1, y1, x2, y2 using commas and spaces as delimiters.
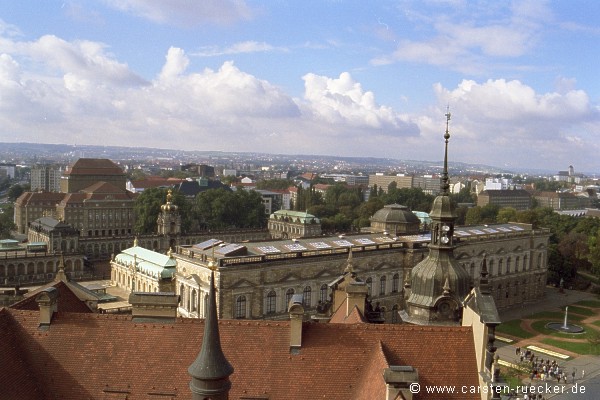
509, 225, 524, 231
469, 229, 485, 235
257, 246, 281, 254
216, 243, 245, 256
354, 238, 375, 245
483, 228, 499, 233
285, 244, 307, 251
455, 230, 471, 236
375, 236, 395, 242
194, 239, 223, 250
497, 227, 512, 232
333, 240, 353, 247
309, 241, 331, 249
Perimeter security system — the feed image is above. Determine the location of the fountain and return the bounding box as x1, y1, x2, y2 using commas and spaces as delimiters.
546, 306, 585, 334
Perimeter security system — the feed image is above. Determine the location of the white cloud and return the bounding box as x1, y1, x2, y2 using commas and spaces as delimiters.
192, 41, 286, 57
301, 72, 418, 135
372, 1, 550, 74
103, 0, 254, 26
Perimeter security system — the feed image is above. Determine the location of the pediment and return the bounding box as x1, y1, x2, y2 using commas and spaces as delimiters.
229, 279, 256, 289
277, 273, 302, 283
455, 251, 470, 260
313, 269, 335, 279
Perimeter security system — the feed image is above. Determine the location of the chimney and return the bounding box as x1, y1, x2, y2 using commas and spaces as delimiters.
36, 287, 58, 328
345, 281, 368, 317
288, 294, 305, 352
383, 366, 419, 400
128, 292, 179, 323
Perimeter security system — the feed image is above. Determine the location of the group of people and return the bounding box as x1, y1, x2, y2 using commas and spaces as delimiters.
515, 347, 580, 384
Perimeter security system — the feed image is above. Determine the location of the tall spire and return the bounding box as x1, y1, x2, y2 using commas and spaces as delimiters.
441, 105, 451, 195
188, 263, 234, 400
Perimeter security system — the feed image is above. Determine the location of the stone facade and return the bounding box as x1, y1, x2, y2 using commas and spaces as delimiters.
268, 210, 321, 239
172, 222, 549, 322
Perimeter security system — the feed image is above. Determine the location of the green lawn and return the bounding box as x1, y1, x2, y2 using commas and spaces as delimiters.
566, 305, 597, 317
574, 299, 600, 308
541, 338, 600, 356
593, 320, 600, 328
527, 311, 585, 322
496, 319, 535, 339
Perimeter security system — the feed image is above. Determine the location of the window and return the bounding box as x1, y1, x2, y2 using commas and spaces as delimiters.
285, 288, 295, 307
391, 304, 399, 323
320, 284, 328, 303
392, 274, 399, 293
303, 286, 312, 308
506, 258, 512, 274
266, 290, 277, 314
379, 276, 386, 296
498, 259, 504, 275
235, 295, 247, 319
191, 289, 197, 312
366, 278, 372, 296
515, 256, 520, 272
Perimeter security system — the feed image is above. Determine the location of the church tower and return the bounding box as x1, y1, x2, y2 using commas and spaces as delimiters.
188, 263, 234, 400
157, 189, 181, 248
401, 110, 471, 325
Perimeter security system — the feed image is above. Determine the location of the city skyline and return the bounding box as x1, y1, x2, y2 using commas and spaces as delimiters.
0, 1, 599, 173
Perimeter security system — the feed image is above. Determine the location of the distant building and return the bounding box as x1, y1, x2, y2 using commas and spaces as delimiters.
268, 210, 321, 239
368, 174, 412, 193
532, 191, 590, 210
554, 165, 584, 184
60, 158, 126, 193
0, 163, 16, 179
30, 164, 62, 192
477, 189, 532, 210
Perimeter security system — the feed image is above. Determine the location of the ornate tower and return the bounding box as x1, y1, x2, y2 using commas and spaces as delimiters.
401, 110, 471, 325
157, 189, 181, 248
188, 264, 234, 400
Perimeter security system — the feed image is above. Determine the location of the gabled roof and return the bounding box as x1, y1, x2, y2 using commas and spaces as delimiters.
0, 308, 480, 400
9, 281, 93, 314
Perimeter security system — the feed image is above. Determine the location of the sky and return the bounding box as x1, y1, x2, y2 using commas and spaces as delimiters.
0, 1, 599, 174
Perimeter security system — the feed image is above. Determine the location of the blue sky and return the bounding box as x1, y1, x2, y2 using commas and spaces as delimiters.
0, 1, 599, 174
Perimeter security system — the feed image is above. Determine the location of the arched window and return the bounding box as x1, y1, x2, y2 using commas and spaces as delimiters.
379, 276, 387, 295
366, 277, 372, 296
523, 255, 528, 270
266, 290, 277, 314
191, 289, 197, 312
320, 284, 328, 303
285, 288, 295, 307
392, 274, 399, 293
235, 295, 246, 319
515, 256, 520, 272
498, 259, 504, 275
537, 253, 543, 269
303, 286, 312, 308
488, 259, 494, 276
506, 257, 512, 274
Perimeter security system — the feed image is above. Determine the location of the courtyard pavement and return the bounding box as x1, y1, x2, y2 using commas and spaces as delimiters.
495, 287, 600, 399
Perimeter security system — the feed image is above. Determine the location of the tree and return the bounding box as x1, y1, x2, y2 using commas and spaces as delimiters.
465, 206, 483, 225
496, 207, 517, 224
193, 188, 266, 230
0, 204, 15, 238
588, 227, 600, 278
7, 184, 25, 202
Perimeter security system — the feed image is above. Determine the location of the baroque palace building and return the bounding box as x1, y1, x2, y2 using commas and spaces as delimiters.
172, 221, 548, 322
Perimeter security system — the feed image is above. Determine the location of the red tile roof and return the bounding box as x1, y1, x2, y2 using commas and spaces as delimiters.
64, 158, 124, 176
10, 281, 93, 314
0, 309, 479, 400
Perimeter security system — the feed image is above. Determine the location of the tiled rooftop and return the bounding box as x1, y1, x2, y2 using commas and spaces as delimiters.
0, 308, 480, 399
